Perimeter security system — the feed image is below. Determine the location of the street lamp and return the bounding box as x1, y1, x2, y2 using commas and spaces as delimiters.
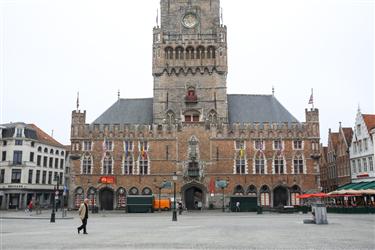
50, 175, 60, 223
172, 172, 178, 221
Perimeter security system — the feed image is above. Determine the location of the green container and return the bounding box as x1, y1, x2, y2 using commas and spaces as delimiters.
229, 196, 258, 212
127, 195, 154, 213
257, 206, 263, 214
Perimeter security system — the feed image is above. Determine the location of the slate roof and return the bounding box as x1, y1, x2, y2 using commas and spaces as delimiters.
93, 98, 153, 125
93, 95, 299, 125
227, 95, 299, 124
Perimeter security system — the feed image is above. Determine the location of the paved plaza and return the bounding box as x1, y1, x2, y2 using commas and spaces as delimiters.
1, 210, 374, 250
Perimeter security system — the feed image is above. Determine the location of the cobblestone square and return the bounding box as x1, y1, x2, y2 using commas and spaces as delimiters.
1, 211, 374, 249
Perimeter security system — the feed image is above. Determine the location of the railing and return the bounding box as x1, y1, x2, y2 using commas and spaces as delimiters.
163, 33, 220, 42
185, 95, 198, 103
187, 169, 200, 177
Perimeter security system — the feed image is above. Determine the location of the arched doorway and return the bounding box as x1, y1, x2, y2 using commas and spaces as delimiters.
99, 188, 114, 210
184, 186, 203, 210
273, 186, 288, 207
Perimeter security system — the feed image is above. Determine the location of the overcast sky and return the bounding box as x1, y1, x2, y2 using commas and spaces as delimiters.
0, 0, 374, 145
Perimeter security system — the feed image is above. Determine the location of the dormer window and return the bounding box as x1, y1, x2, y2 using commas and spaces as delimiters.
16, 128, 23, 138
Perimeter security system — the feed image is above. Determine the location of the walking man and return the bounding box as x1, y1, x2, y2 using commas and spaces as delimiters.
77, 198, 89, 234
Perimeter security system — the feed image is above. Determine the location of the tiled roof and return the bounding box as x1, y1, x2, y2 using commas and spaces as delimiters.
341, 127, 353, 145
329, 132, 340, 151
227, 95, 299, 124
362, 114, 375, 132
28, 124, 64, 147
93, 98, 153, 125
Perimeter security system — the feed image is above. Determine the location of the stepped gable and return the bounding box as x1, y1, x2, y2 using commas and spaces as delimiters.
227, 94, 299, 124
93, 98, 153, 125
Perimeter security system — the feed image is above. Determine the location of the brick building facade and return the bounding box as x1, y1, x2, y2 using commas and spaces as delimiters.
69, 0, 321, 210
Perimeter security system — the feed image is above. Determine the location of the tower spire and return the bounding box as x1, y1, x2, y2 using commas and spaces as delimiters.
118, 89, 120, 101
76, 92, 80, 111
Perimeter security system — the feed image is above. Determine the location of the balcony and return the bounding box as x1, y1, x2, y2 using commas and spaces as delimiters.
185, 95, 198, 103
187, 168, 200, 178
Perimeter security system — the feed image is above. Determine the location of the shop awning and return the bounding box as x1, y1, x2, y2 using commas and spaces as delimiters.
329, 181, 375, 195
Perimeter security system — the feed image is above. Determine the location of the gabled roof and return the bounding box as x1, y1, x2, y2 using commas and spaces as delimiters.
328, 132, 339, 152
227, 95, 299, 124
341, 127, 353, 146
362, 114, 375, 132
93, 98, 153, 125
28, 124, 64, 147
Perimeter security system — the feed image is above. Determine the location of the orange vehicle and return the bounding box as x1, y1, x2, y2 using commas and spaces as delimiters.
153, 199, 171, 211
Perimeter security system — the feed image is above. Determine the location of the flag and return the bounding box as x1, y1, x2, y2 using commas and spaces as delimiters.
239, 148, 244, 158
141, 143, 147, 159
308, 93, 313, 105
209, 177, 215, 193
125, 141, 129, 158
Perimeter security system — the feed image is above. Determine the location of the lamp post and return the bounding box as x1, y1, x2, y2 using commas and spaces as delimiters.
216, 179, 228, 212
172, 172, 177, 221
50, 175, 60, 223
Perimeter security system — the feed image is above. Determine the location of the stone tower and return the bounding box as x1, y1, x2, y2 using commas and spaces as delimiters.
152, 0, 228, 125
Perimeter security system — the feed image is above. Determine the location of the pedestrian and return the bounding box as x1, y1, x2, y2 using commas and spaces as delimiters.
77, 198, 89, 234
235, 201, 240, 212
178, 201, 183, 215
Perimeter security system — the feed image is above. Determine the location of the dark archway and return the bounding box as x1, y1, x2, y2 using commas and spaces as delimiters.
184, 186, 203, 210
99, 188, 114, 210
273, 186, 288, 207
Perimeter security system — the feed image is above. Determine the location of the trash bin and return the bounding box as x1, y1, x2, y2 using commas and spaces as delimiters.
311, 203, 328, 224
257, 206, 263, 214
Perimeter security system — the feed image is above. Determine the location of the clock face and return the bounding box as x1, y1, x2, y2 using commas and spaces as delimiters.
182, 13, 198, 28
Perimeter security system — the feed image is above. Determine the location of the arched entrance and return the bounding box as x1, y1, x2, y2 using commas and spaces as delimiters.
99, 188, 114, 210
273, 186, 288, 207
184, 186, 203, 210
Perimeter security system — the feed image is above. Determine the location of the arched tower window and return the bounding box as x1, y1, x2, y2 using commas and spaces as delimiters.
175, 46, 184, 60
208, 110, 217, 124
165, 47, 173, 60
186, 46, 195, 59
102, 152, 113, 175
207, 46, 216, 59
196, 46, 205, 59
82, 153, 92, 174
166, 111, 176, 125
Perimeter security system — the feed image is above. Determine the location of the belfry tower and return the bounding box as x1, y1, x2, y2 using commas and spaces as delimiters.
152, 0, 228, 125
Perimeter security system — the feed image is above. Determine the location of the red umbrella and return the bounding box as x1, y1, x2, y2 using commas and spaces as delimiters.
296, 193, 312, 199
310, 192, 329, 198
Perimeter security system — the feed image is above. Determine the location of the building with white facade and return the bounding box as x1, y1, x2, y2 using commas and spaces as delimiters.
349, 110, 375, 183
0, 123, 66, 210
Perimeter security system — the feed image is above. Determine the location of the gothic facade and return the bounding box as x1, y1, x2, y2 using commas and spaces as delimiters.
69, 0, 321, 210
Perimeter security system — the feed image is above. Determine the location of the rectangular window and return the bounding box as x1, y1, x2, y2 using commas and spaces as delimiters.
83, 141, 92, 151
60, 159, 64, 169
139, 159, 148, 175
16, 128, 23, 137
274, 158, 284, 174
274, 140, 282, 150
35, 170, 40, 184
353, 143, 357, 153
0, 169, 5, 183
48, 171, 52, 184
59, 172, 63, 185
254, 140, 264, 150
29, 152, 34, 162
3, 141, 7, 146
235, 140, 245, 150
369, 157, 373, 171
43, 156, 48, 167
293, 140, 303, 150
358, 140, 362, 152
352, 160, 356, 173
291, 193, 300, 206
357, 159, 362, 172
125, 141, 134, 152
124, 156, 133, 175
37, 155, 41, 166
15, 140, 23, 146
104, 140, 113, 151
11, 169, 21, 183
364, 139, 368, 151
42, 171, 46, 184
13, 151, 23, 165
236, 158, 246, 174
55, 158, 59, 169
357, 125, 361, 135
363, 158, 368, 172
2, 151, 6, 161
49, 157, 53, 168
260, 193, 270, 206
28, 170, 33, 184
255, 157, 265, 174
54, 172, 58, 183
31, 141, 35, 147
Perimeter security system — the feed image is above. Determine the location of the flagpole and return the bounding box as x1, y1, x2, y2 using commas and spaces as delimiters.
311, 88, 314, 110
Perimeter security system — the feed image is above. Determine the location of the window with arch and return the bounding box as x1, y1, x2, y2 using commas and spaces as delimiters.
196, 46, 205, 59
74, 187, 84, 209
274, 154, 285, 174
208, 110, 217, 124
123, 155, 133, 175
246, 185, 257, 197
293, 155, 304, 174
50, 149, 54, 154
165, 47, 173, 60
235, 155, 246, 174
139, 157, 148, 175
290, 185, 301, 206
44, 148, 48, 153
38, 146, 42, 152
166, 111, 176, 125
142, 187, 152, 195
55, 150, 59, 155
129, 187, 139, 195
175, 46, 184, 60
233, 185, 244, 195
207, 46, 216, 59
185, 87, 197, 103
184, 110, 200, 123
82, 154, 92, 174
186, 46, 194, 59
255, 151, 265, 174
102, 153, 113, 175
87, 188, 97, 207
260, 185, 270, 206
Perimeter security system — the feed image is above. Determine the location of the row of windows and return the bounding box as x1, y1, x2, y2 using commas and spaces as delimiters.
1, 151, 64, 169
75, 141, 149, 152
37, 146, 65, 156
235, 139, 304, 150
164, 46, 216, 60
2, 140, 35, 147
351, 157, 374, 174
352, 139, 369, 154
0, 169, 63, 185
